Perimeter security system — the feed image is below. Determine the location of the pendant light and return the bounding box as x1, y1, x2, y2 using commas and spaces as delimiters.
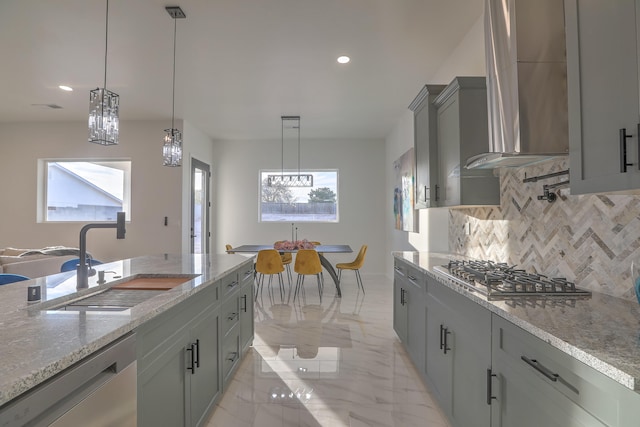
267, 116, 313, 187
88, 0, 119, 146
163, 6, 186, 167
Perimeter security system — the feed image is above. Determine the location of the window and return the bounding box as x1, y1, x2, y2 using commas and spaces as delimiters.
260, 170, 339, 222
39, 160, 131, 222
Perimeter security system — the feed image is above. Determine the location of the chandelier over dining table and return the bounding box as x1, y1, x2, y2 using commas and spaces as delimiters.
267, 116, 313, 187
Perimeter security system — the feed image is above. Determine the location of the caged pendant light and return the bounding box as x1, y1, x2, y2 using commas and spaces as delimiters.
89, 0, 119, 146
163, 6, 186, 167
267, 116, 313, 187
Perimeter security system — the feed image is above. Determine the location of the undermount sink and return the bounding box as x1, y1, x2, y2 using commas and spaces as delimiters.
110, 275, 197, 290
50, 274, 200, 312
56, 289, 166, 311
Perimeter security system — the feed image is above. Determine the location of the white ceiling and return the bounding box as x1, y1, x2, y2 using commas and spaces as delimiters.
0, 0, 484, 141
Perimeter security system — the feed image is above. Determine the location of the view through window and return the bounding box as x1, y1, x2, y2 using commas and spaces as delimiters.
42, 160, 131, 222
260, 170, 338, 222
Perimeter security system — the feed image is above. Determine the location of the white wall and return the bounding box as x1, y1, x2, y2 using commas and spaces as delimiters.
383, 13, 486, 277
212, 138, 387, 274
0, 120, 184, 261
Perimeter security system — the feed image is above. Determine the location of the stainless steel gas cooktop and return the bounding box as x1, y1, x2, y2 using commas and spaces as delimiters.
433, 259, 591, 304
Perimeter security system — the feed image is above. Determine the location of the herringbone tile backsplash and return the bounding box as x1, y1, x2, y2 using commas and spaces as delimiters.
450, 158, 640, 299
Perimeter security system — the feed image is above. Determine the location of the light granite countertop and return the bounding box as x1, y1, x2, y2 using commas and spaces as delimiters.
0, 253, 254, 407
393, 251, 640, 393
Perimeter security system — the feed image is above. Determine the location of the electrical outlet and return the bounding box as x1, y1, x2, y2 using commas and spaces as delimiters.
465, 223, 471, 235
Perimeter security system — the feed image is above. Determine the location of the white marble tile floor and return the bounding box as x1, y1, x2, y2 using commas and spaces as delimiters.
206, 274, 451, 427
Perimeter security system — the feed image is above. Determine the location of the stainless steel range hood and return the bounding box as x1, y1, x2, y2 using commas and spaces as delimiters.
466, 0, 569, 169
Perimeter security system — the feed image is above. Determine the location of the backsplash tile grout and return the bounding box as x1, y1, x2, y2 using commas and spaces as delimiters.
449, 158, 640, 300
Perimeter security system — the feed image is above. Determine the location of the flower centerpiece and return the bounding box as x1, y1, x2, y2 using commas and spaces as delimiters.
274, 239, 316, 250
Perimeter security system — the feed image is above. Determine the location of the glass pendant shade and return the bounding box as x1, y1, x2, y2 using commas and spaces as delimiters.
163, 6, 186, 167
89, 87, 120, 145
163, 128, 183, 166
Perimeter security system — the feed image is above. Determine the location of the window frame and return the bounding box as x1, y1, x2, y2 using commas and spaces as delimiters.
37, 158, 132, 223
258, 169, 339, 223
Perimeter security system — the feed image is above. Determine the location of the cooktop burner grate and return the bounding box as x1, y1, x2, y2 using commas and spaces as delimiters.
435, 259, 591, 299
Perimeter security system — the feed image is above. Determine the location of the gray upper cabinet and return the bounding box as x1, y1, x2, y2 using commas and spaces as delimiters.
409, 85, 445, 208
565, 0, 640, 194
433, 77, 500, 207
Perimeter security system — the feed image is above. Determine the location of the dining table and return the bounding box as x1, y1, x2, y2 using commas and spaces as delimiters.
227, 244, 353, 297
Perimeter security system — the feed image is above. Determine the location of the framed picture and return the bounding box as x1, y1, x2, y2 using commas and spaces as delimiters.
393, 148, 418, 232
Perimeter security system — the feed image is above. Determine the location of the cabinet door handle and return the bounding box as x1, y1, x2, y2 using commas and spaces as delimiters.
443, 327, 451, 354
486, 369, 497, 405
227, 352, 239, 362
241, 294, 247, 312
637, 123, 640, 170
400, 288, 405, 305
407, 275, 417, 281
521, 356, 558, 382
187, 344, 195, 374
439, 325, 451, 353
227, 280, 239, 289
435, 184, 440, 201
424, 186, 429, 202
194, 339, 200, 368
620, 128, 634, 172
228, 312, 239, 321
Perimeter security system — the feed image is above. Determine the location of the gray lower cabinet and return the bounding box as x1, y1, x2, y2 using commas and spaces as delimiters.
392, 259, 426, 369
189, 308, 220, 427
393, 263, 409, 344
137, 262, 253, 427
393, 257, 640, 427
565, 0, 640, 194
137, 281, 220, 427
433, 77, 500, 207
491, 315, 640, 427
425, 276, 491, 427
239, 265, 255, 353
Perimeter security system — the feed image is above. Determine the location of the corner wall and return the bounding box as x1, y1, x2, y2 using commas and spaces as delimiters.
384, 12, 485, 277
0, 120, 183, 261
182, 121, 215, 254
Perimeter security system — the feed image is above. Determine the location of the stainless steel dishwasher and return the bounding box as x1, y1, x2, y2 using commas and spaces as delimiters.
0, 333, 137, 427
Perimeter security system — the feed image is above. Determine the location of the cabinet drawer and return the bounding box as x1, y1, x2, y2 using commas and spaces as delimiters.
394, 260, 425, 291
239, 265, 254, 287
493, 315, 640, 426
220, 295, 240, 336
221, 324, 240, 384
220, 271, 240, 299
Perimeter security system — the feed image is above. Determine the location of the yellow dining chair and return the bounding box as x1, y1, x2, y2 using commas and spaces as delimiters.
255, 249, 286, 299
294, 249, 324, 302
274, 241, 293, 285
225, 244, 234, 254
335, 245, 367, 293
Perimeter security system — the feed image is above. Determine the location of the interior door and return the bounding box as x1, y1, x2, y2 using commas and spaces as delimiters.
190, 158, 210, 254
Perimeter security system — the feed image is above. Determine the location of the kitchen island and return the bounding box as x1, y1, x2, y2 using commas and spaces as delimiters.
0, 253, 254, 425
393, 251, 640, 427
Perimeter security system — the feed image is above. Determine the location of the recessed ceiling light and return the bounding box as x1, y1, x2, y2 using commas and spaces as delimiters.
59, 85, 73, 92
337, 56, 350, 64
